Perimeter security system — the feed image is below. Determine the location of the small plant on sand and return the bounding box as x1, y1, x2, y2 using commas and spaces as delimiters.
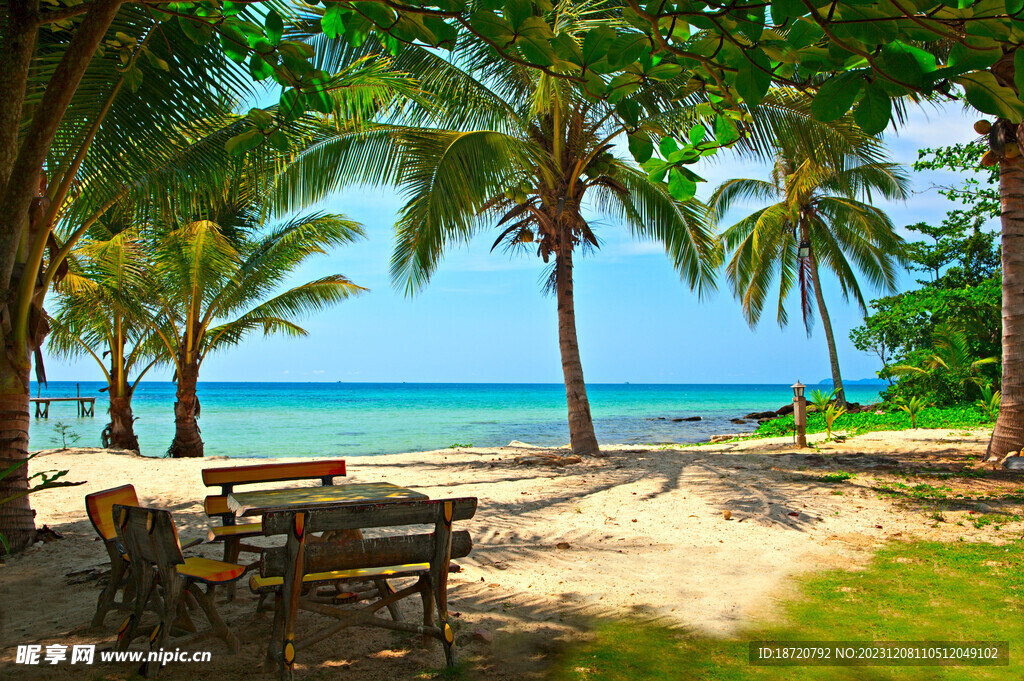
819, 471, 854, 483
809, 389, 837, 413
824, 403, 847, 440
50, 421, 81, 450
897, 396, 928, 428
447, 443, 473, 449
976, 384, 1001, 422
0, 452, 83, 555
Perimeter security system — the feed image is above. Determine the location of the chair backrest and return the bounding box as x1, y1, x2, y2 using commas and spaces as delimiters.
201, 459, 347, 520
260, 497, 477, 579
85, 484, 139, 541
112, 504, 185, 568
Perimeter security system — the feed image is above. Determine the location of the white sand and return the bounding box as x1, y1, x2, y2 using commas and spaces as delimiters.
0, 428, 1018, 680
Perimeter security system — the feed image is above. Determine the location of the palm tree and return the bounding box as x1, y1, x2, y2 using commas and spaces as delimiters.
280, 10, 730, 455
710, 146, 910, 406
48, 220, 160, 452
890, 322, 998, 400
139, 204, 364, 458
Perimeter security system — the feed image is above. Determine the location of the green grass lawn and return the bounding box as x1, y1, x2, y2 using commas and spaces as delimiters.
548, 540, 1023, 680
754, 405, 991, 439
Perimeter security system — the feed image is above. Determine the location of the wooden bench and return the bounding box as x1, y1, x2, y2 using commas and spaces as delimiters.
201, 460, 346, 596
113, 504, 246, 677
257, 497, 476, 679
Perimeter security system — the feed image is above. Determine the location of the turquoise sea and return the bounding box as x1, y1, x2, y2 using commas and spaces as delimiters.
26, 381, 885, 458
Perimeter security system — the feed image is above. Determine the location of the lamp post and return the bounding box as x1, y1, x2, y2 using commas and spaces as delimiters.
792, 381, 807, 448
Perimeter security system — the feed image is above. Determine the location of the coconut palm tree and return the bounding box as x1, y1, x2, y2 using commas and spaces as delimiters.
138, 202, 364, 458
48, 220, 160, 452
709, 147, 910, 406
278, 10, 728, 456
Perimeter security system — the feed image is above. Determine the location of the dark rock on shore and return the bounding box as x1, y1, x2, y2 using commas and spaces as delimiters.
776, 403, 794, 416
647, 416, 702, 422
745, 410, 778, 420
730, 418, 747, 424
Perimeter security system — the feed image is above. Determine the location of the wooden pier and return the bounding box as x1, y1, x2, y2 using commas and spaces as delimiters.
30, 397, 95, 418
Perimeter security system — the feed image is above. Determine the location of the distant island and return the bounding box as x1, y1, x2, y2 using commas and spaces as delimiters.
817, 377, 887, 386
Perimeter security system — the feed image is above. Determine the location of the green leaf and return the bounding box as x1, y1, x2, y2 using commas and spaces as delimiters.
178, 17, 212, 45
659, 136, 679, 159
689, 124, 706, 145
956, 71, 1024, 123
628, 134, 654, 163
642, 159, 669, 183
249, 54, 274, 81
646, 63, 682, 81
734, 49, 772, 107
307, 80, 334, 114
811, 73, 864, 121
266, 9, 284, 45
552, 32, 583, 66
608, 34, 649, 69
225, 129, 263, 156
122, 64, 142, 93
504, 0, 531, 30
279, 88, 305, 122
771, 0, 809, 24
616, 100, 640, 128
714, 114, 740, 145
267, 130, 290, 151
322, 5, 345, 40
219, 24, 248, 64
582, 26, 616, 67
854, 80, 892, 135
1015, 50, 1024, 100
878, 41, 937, 89
469, 10, 515, 45
668, 167, 697, 201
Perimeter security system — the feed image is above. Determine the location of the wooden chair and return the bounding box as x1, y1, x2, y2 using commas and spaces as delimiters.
85, 484, 140, 627
255, 497, 477, 680
201, 460, 347, 599
113, 504, 246, 677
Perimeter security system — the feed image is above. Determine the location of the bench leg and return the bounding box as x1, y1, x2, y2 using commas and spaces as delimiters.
118, 565, 155, 651
373, 578, 404, 622
265, 593, 284, 672
418, 575, 435, 648
188, 582, 240, 654
223, 538, 242, 601
92, 553, 128, 628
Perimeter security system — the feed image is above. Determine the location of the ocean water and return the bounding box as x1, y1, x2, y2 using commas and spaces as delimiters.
26, 381, 884, 458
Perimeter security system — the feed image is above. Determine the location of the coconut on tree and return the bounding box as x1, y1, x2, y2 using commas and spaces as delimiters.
709, 142, 910, 406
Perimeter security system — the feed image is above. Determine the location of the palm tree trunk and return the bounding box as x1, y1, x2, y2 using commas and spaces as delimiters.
0, 349, 34, 552
169, 358, 203, 458
808, 252, 847, 406
990, 160, 1024, 460
103, 392, 139, 453
555, 242, 600, 456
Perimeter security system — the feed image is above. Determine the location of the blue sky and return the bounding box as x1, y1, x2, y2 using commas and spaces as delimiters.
45, 102, 987, 385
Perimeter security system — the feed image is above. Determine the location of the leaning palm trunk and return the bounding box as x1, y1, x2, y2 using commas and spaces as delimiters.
990, 160, 1024, 460
555, 234, 600, 456
808, 252, 847, 406
104, 392, 139, 452
0, 352, 35, 552
169, 358, 203, 458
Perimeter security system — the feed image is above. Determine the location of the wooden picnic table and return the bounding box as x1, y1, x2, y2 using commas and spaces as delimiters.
227, 482, 428, 518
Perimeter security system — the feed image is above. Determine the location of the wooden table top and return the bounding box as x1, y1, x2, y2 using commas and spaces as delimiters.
227, 482, 428, 517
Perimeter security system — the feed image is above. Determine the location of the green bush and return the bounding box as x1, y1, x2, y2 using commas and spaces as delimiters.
755, 404, 989, 438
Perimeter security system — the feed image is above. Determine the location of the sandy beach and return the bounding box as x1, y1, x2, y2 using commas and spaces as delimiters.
1, 428, 1020, 680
